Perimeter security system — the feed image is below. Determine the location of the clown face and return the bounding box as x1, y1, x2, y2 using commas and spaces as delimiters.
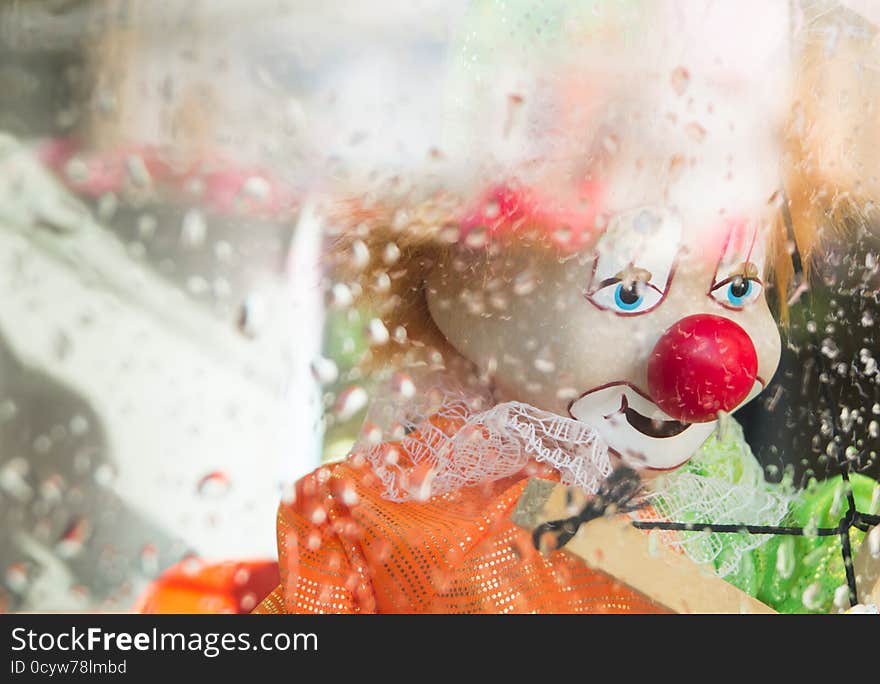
423, 39, 788, 474
425, 91, 788, 472
425, 206, 781, 472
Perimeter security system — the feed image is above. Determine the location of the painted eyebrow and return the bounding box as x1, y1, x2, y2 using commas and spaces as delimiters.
712, 261, 764, 291
596, 267, 658, 291
726, 261, 760, 279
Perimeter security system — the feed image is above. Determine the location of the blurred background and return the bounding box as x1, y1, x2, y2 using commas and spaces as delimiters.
0, 0, 878, 612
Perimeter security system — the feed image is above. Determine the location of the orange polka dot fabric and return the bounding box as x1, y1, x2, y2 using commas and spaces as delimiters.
255, 447, 666, 614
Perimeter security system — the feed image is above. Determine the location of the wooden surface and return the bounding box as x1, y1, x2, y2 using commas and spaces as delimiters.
512, 478, 777, 614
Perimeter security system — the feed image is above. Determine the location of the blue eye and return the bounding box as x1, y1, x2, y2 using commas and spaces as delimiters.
726, 277, 752, 305
613, 282, 644, 311
587, 275, 663, 314
711, 275, 763, 308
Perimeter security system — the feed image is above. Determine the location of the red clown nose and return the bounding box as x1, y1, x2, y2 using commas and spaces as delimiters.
646, 314, 758, 423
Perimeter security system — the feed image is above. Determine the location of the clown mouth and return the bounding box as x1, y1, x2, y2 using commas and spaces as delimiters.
610, 395, 691, 438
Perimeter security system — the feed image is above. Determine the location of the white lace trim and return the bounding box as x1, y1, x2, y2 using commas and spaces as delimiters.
353, 371, 792, 577
358, 376, 612, 501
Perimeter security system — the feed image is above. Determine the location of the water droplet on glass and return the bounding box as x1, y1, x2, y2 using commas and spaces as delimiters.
366, 318, 389, 345
803, 516, 819, 539
180, 556, 203, 577
802, 582, 824, 611
373, 272, 391, 293
239, 593, 257, 612
867, 525, 880, 559
64, 157, 89, 184
137, 214, 157, 240
93, 462, 117, 487
383, 242, 401, 265
97, 193, 118, 221
513, 270, 536, 296
820, 338, 839, 360
126, 155, 151, 188
825, 442, 840, 461
534, 358, 555, 374
280, 482, 296, 505
181, 209, 207, 248
330, 283, 353, 309
833, 584, 852, 611
391, 373, 416, 399
237, 293, 266, 338
242, 176, 271, 201
56, 518, 89, 559
311, 357, 339, 385
350, 240, 370, 270
830, 481, 845, 516
309, 505, 327, 525
197, 471, 231, 498
5, 563, 29, 593
334, 386, 368, 421
483, 199, 500, 219
439, 224, 460, 244
360, 422, 383, 445
70, 414, 89, 437
0, 458, 32, 501
775, 536, 796, 579
465, 227, 488, 249
40, 475, 65, 504
556, 387, 578, 401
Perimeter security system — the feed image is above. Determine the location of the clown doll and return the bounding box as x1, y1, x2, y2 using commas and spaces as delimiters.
123, 1, 880, 613
247, 0, 880, 615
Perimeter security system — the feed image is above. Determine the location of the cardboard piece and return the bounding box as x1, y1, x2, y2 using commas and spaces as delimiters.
854, 526, 880, 608
512, 478, 776, 614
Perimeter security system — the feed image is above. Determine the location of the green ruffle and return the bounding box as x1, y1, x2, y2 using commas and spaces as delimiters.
660, 415, 879, 613
750, 474, 878, 613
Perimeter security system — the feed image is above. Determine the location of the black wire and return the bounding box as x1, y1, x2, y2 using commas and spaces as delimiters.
535, 464, 877, 608
532, 467, 644, 551
631, 521, 839, 536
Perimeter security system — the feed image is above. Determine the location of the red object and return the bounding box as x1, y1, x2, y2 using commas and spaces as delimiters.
646, 314, 758, 423
38, 137, 297, 219
136, 558, 279, 614
458, 181, 603, 250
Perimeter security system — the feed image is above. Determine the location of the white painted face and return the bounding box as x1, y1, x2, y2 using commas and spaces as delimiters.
425, 207, 781, 473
